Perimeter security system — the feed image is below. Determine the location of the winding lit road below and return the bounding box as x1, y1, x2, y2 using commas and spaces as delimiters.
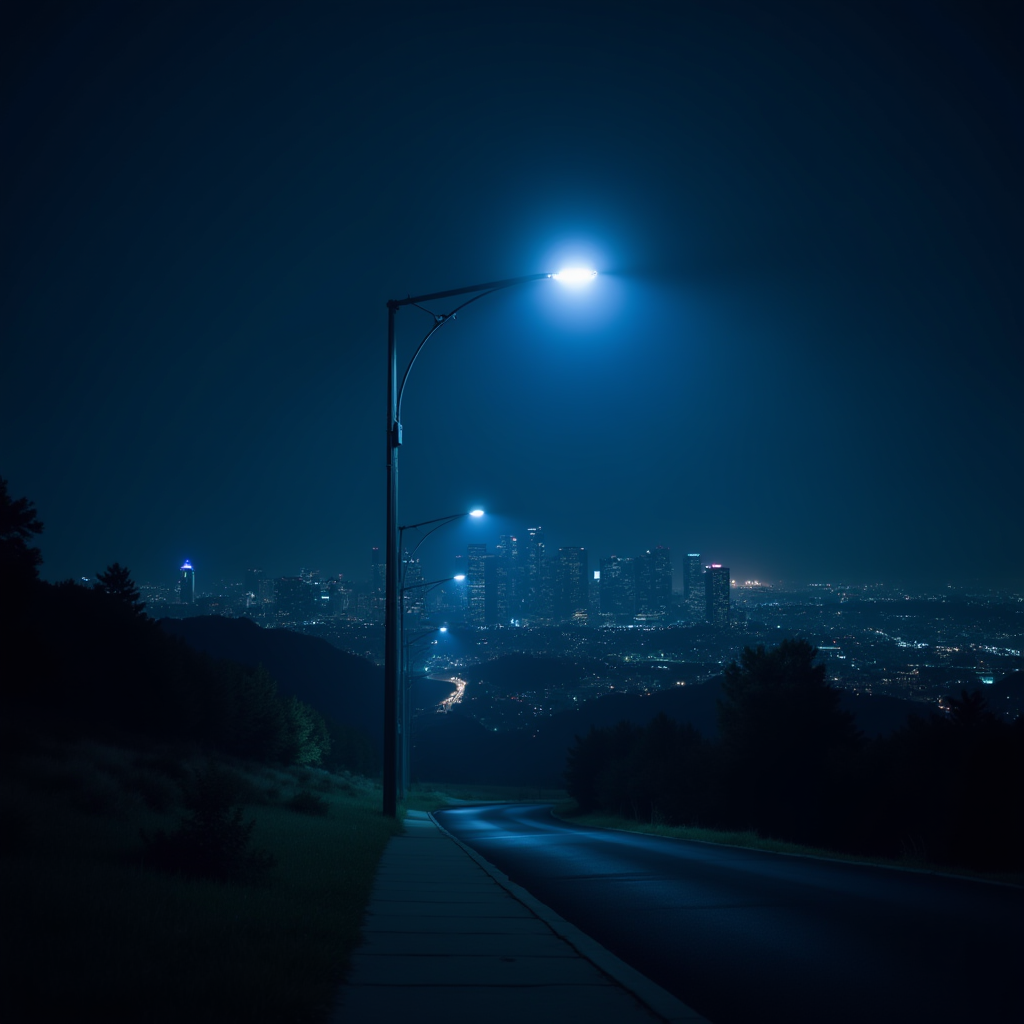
434, 803, 1023, 1024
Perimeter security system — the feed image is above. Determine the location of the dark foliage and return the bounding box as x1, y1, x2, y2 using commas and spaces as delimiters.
716, 639, 862, 845
93, 562, 146, 618
564, 642, 1024, 873
286, 790, 330, 816
0, 578, 337, 769
0, 477, 43, 591
159, 616, 382, 745
141, 763, 275, 882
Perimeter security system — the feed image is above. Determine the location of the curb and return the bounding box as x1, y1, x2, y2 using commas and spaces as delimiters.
427, 811, 710, 1024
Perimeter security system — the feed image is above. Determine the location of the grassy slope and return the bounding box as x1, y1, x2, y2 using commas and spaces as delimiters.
0, 731, 404, 1024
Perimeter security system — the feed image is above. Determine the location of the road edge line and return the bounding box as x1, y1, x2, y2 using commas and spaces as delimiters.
428, 810, 710, 1024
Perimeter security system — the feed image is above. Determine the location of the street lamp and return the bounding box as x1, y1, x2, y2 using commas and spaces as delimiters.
383, 269, 597, 816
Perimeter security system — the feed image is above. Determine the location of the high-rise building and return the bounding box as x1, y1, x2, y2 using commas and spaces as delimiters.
683, 553, 704, 621
467, 544, 500, 625
599, 555, 636, 623
705, 564, 730, 626
637, 546, 672, 620
523, 527, 546, 619
495, 534, 519, 624
402, 550, 425, 619
368, 547, 386, 623
555, 547, 589, 623
178, 560, 195, 605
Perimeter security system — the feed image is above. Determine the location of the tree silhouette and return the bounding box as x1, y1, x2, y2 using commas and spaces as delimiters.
0, 476, 44, 584
718, 638, 861, 842
94, 562, 146, 617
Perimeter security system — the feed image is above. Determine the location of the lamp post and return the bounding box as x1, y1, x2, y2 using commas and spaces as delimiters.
383, 269, 597, 816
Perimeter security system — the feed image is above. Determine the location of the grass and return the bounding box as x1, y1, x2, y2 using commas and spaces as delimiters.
404, 782, 569, 810
0, 729, 405, 1024
555, 807, 1024, 886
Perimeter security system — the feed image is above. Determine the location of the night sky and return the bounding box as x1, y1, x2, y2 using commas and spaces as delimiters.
3, 0, 1021, 592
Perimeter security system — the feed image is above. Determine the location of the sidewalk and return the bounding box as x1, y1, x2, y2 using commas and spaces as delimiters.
332, 809, 708, 1024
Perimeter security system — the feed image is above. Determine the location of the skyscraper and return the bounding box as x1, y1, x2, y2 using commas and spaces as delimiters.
494, 534, 520, 624
369, 546, 385, 623
705, 564, 730, 626
402, 550, 425, 619
523, 526, 546, 619
683, 553, 704, 621
637, 545, 672, 621
178, 560, 195, 605
599, 555, 636, 623
555, 547, 589, 623
467, 544, 498, 625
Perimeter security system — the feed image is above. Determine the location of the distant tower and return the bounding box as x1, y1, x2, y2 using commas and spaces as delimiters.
556, 547, 588, 623
523, 526, 546, 618
402, 550, 425, 619
599, 555, 636, 623
467, 544, 498, 625
178, 560, 195, 605
683, 553, 704, 621
705, 564, 730, 626
369, 546, 386, 623
495, 534, 519, 623
637, 546, 672, 621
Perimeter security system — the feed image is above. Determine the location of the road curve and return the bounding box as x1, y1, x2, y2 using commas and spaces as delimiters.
434, 803, 1023, 1024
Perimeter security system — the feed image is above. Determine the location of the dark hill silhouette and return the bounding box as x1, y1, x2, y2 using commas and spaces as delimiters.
981, 670, 1023, 721
412, 677, 931, 786
466, 653, 606, 692
160, 617, 382, 745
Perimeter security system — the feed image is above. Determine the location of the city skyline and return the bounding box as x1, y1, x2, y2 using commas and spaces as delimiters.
3, 2, 1021, 594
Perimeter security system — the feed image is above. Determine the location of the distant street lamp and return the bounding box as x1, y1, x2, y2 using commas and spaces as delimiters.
383, 270, 597, 816
398, 573, 464, 796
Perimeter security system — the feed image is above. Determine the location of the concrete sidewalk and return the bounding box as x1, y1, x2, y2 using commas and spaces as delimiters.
332, 809, 707, 1024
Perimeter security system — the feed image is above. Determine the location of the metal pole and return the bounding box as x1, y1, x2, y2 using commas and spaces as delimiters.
383, 300, 400, 817
380, 270, 591, 816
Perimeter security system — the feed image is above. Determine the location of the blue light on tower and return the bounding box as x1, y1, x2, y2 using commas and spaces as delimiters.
179, 560, 195, 605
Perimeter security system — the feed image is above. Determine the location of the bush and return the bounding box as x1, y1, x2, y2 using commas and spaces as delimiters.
141, 763, 275, 882
286, 790, 330, 816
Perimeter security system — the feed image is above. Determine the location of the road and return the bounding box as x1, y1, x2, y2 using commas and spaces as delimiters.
434, 803, 1023, 1024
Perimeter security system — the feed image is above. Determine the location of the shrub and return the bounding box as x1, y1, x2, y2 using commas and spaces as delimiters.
286, 790, 330, 816
141, 763, 275, 882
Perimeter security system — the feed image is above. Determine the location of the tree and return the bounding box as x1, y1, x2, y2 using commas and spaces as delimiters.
717, 639, 861, 843
94, 562, 146, 617
0, 477, 43, 584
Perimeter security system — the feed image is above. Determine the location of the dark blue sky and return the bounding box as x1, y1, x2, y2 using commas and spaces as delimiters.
2, 0, 1021, 591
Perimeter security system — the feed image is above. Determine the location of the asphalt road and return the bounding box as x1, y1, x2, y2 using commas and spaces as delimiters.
433, 803, 1024, 1024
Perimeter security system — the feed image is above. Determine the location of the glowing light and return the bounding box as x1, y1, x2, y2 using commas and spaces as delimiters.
181, 560, 193, 570
551, 267, 597, 284
453, 574, 466, 581
469, 509, 484, 517
439, 626, 448, 633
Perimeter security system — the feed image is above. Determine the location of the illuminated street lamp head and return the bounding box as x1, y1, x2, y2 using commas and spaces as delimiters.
439, 627, 448, 633
551, 267, 597, 284
453, 574, 466, 581
469, 509, 484, 517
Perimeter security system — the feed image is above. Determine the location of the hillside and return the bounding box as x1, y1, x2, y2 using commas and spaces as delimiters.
159, 617, 383, 744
